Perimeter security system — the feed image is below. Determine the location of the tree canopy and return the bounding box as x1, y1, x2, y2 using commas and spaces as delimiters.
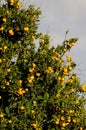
0, 0, 86, 130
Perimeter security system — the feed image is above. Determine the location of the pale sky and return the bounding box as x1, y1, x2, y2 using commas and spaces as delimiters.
20, 1, 86, 83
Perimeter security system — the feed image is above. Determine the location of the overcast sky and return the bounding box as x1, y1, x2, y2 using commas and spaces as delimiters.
22, 0, 86, 83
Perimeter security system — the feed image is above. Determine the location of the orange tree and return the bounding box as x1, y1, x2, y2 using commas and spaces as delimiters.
0, 0, 86, 130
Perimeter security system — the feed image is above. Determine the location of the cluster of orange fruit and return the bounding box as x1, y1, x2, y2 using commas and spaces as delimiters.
52, 54, 61, 62
67, 42, 75, 47
17, 79, 28, 95
63, 67, 69, 75
66, 55, 72, 62
55, 115, 83, 130
63, 65, 73, 75
17, 87, 28, 95
9, 0, 21, 8
29, 63, 36, 73
46, 66, 53, 73
0, 45, 8, 52
28, 63, 41, 83
31, 120, 40, 130
81, 84, 86, 92
0, 16, 29, 36
68, 75, 75, 83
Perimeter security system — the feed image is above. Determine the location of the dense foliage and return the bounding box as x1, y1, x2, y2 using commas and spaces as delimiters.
0, 0, 86, 130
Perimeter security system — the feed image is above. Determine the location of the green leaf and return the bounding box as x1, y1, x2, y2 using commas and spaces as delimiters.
5, 107, 10, 115
44, 92, 49, 100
